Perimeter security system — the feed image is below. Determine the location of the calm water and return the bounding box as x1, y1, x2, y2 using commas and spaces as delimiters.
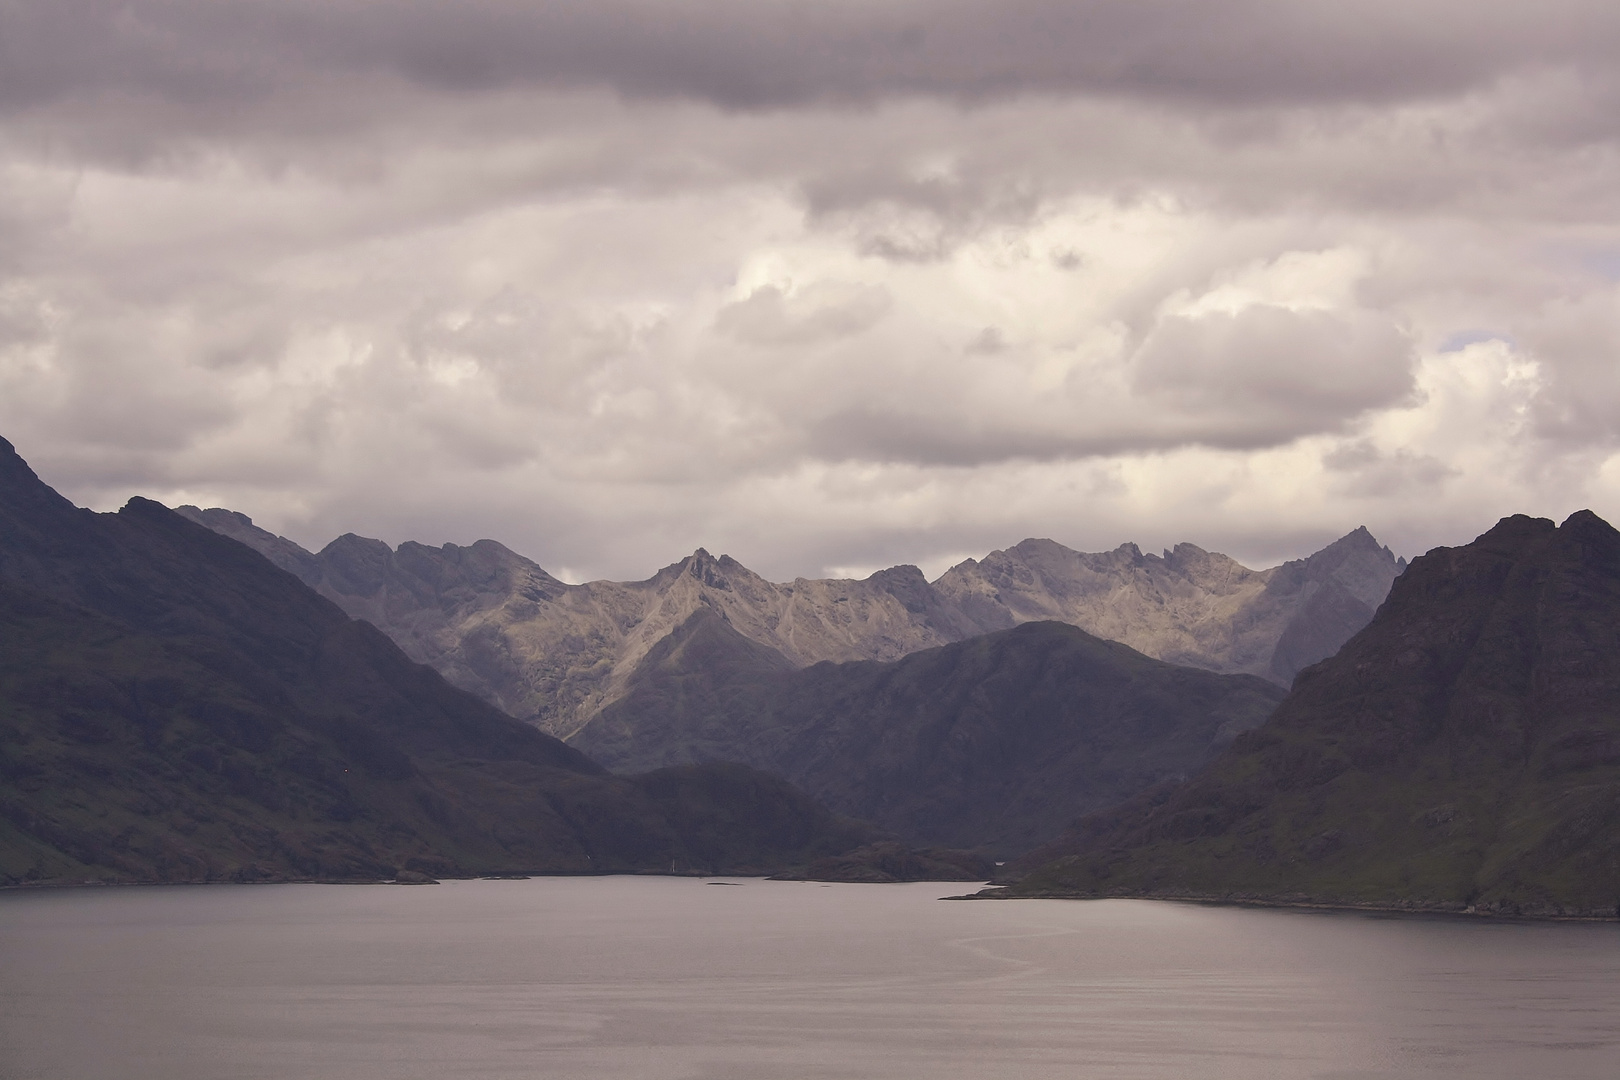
2, 877, 1617, 1080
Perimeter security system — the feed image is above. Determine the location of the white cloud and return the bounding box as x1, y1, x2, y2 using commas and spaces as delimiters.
714, 281, 892, 346
3, 3, 1620, 581
1130, 304, 1416, 443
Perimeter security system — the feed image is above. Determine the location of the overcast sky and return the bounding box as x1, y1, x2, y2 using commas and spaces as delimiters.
4, 1, 1620, 582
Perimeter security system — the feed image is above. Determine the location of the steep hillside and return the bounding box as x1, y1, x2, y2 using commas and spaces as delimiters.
180, 508, 1400, 737
0, 438, 878, 885
572, 613, 1286, 855
993, 512, 1620, 918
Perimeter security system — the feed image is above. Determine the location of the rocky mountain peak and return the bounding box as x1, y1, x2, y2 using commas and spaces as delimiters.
1304, 523, 1397, 568
1160, 542, 1248, 584
313, 534, 397, 597
321, 533, 394, 564
672, 547, 767, 593
202, 507, 257, 531
1562, 506, 1613, 532
1474, 512, 1557, 553
1005, 537, 1065, 558
867, 563, 927, 586
0, 437, 79, 521
1344, 523, 1378, 545
650, 548, 737, 588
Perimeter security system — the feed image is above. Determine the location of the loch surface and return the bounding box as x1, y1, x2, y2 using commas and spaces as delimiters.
2, 876, 1617, 1079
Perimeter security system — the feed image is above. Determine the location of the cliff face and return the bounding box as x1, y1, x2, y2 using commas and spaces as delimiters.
572, 612, 1286, 855
179, 507, 1402, 738
1000, 511, 1620, 918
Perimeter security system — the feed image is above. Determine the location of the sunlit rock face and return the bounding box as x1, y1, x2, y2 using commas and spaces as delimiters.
934, 526, 1406, 686
178, 507, 1402, 737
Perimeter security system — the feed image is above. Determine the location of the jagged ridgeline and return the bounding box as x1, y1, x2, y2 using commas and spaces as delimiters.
177, 507, 1403, 738
994, 511, 1620, 918
0, 438, 883, 885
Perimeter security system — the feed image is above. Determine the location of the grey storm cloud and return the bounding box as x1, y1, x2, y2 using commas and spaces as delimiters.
792, 307, 1417, 466
5, 0, 1620, 117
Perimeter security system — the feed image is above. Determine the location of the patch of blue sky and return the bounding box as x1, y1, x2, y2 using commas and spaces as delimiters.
1581, 250, 1620, 281
1438, 330, 1513, 353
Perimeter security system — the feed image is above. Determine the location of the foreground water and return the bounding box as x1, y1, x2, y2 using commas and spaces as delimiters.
1, 877, 1617, 1080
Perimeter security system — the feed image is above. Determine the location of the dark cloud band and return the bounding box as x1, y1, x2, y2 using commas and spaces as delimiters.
6, 0, 1619, 119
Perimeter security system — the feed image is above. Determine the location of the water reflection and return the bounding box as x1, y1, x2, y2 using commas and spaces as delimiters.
1, 877, 1616, 1079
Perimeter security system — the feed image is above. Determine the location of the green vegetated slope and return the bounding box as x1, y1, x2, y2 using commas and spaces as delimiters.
997, 512, 1620, 917
572, 611, 1286, 855
0, 437, 877, 885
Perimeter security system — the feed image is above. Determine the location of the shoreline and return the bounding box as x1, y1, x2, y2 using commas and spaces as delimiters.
944, 886, 1620, 923
0, 871, 966, 893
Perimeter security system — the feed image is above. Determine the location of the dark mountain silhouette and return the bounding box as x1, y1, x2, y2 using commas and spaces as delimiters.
0, 438, 879, 885
571, 611, 1286, 855
991, 512, 1620, 918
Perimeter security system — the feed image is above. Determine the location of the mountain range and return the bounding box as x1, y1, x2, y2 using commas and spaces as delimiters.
10, 429, 1620, 913
0, 432, 1349, 881
0, 438, 883, 885
990, 511, 1620, 918
177, 508, 1404, 739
